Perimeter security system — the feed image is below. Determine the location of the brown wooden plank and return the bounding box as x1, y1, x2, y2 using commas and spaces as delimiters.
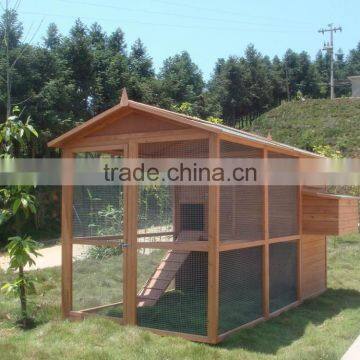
268, 235, 299, 244
219, 239, 265, 252
297, 183, 303, 301
69, 129, 209, 149
217, 317, 265, 342
262, 149, 270, 319
208, 134, 220, 343
140, 326, 212, 344
269, 301, 300, 318
123, 141, 138, 325
61, 149, 74, 318
137, 241, 209, 251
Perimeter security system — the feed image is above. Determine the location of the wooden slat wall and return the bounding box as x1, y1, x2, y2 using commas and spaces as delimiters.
338, 198, 359, 234
303, 195, 359, 235
301, 235, 326, 299
85, 110, 188, 137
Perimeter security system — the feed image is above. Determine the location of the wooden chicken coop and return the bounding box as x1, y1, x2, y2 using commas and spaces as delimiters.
48, 90, 359, 344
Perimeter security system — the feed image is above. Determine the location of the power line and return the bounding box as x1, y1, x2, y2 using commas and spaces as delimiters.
19, 10, 314, 34
318, 24, 342, 99
151, 0, 316, 26
52, 0, 314, 31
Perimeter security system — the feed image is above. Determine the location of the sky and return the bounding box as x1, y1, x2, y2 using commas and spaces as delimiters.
5, 0, 360, 79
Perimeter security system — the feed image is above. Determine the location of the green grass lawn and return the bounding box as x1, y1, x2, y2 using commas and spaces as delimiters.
1, 234, 360, 359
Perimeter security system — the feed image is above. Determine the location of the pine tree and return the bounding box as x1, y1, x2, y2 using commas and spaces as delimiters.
127, 38, 155, 102
159, 51, 204, 106
43, 23, 61, 50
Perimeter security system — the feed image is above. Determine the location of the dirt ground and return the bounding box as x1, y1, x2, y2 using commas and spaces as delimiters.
0, 242, 88, 271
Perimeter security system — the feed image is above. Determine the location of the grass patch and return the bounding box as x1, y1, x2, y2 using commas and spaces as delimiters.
0, 234, 360, 359
248, 98, 360, 156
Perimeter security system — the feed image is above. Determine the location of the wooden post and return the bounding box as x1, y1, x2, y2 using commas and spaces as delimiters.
262, 149, 270, 318
297, 183, 303, 300
123, 141, 138, 325
61, 149, 74, 317
208, 134, 220, 343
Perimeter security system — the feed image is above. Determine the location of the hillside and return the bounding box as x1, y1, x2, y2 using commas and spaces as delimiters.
249, 98, 360, 157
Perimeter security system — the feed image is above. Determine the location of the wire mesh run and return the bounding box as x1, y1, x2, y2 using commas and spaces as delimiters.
220, 141, 264, 242
219, 247, 263, 334
137, 249, 208, 336
137, 139, 209, 243
73, 152, 124, 238
72, 244, 123, 317
269, 241, 298, 313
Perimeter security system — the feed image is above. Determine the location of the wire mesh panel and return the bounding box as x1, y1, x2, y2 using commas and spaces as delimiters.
268, 186, 299, 238
219, 247, 263, 334
73, 153, 123, 238
137, 249, 208, 335
73, 185, 123, 237
137, 185, 174, 240
220, 141, 264, 242
269, 241, 298, 313
72, 244, 123, 317
268, 152, 299, 238
138, 140, 209, 243
71, 152, 124, 317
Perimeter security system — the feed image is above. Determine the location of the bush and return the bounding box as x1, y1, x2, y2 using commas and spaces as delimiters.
85, 246, 122, 260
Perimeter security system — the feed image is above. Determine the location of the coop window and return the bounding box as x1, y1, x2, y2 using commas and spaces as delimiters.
180, 204, 204, 231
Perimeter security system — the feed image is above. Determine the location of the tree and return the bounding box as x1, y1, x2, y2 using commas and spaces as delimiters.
207, 56, 247, 124
334, 49, 350, 97
0, 107, 38, 157
346, 41, 360, 75
0, 8, 23, 117
62, 19, 93, 121
1, 236, 41, 328
315, 50, 330, 97
270, 55, 286, 104
0, 110, 40, 328
243, 44, 273, 111
127, 39, 156, 102
128, 38, 154, 78
108, 28, 126, 55
43, 23, 61, 50
159, 51, 204, 106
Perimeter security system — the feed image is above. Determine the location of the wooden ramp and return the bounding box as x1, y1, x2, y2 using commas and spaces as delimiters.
137, 231, 204, 307
137, 250, 190, 307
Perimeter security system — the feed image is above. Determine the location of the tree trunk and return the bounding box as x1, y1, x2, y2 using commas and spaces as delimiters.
18, 266, 27, 327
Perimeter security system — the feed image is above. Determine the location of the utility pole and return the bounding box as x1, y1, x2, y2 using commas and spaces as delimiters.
318, 24, 342, 100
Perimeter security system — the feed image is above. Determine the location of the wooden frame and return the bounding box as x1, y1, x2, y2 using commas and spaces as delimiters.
51, 92, 352, 345
61, 149, 74, 317
123, 140, 138, 325
262, 149, 270, 319
207, 134, 220, 343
